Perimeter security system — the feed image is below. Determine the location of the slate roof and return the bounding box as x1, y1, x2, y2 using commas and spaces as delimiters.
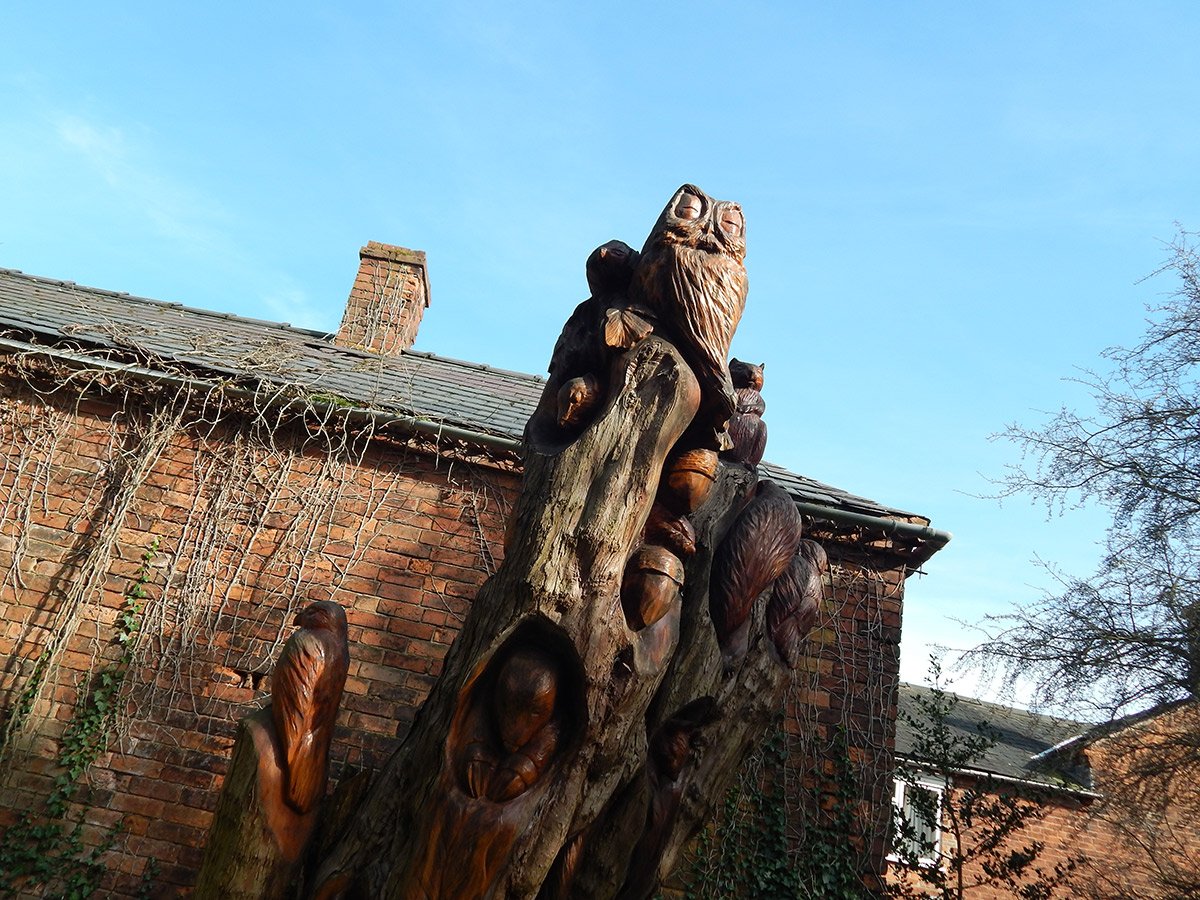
0, 267, 924, 524
896, 683, 1090, 790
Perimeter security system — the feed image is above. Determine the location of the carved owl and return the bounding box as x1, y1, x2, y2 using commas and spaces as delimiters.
631, 184, 749, 425
271, 600, 350, 814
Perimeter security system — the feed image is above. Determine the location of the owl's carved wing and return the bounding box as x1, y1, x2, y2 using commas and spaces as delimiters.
271, 627, 328, 813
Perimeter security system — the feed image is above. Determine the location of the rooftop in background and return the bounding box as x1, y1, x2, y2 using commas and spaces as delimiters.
0, 265, 936, 539
896, 683, 1090, 791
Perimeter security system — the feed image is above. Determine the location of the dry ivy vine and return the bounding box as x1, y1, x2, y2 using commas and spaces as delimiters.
0, 332, 512, 894
675, 557, 906, 899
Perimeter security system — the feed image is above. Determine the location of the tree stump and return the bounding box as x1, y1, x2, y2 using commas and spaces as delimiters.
194, 709, 319, 900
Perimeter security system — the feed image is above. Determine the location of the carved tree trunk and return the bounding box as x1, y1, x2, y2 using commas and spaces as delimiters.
311, 339, 701, 898
304, 185, 821, 900
195, 710, 319, 900
566, 462, 793, 900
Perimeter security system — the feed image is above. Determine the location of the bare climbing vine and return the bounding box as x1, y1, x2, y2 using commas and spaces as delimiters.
678, 555, 907, 898
0, 329, 513, 893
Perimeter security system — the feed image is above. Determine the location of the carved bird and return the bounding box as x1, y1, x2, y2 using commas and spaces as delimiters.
708, 479, 803, 663
766, 539, 828, 668
271, 600, 350, 814
631, 184, 749, 428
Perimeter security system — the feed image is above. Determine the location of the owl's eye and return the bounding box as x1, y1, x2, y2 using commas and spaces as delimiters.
675, 194, 703, 220
719, 209, 744, 237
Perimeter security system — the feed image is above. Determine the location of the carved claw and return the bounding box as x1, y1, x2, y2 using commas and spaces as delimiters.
464, 742, 496, 799
490, 752, 541, 802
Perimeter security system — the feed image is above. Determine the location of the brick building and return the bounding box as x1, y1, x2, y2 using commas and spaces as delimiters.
891, 685, 1200, 898
0, 243, 948, 896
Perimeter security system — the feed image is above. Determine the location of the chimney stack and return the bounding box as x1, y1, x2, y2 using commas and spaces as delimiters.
335, 242, 430, 355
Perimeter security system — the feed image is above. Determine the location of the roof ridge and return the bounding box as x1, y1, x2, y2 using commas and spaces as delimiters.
0, 267, 548, 383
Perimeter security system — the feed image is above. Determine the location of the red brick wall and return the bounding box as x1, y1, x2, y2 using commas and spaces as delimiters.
787, 559, 906, 891
0, 379, 912, 897
886, 703, 1200, 898
0, 385, 513, 896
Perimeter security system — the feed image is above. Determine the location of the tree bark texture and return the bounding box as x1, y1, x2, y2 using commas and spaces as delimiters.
305, 185, 823, 900
194, 708, 318, 900
311, 338, 702, 899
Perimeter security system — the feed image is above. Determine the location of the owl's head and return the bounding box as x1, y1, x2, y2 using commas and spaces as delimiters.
296, 600, 348, 635
642, 184, 746, 263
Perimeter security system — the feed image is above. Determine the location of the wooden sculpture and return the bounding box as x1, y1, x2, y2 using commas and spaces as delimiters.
304, 184, 827, 900
708, 479, 805, 664
631, 184, 749, 431
463, 647, 563, 802
616, 698, 720, 900
767, 539, 828, 668
195, 601, 349, 900
728, 358, 764, 392
725, 359, 767, 467
273, 601, 351, 813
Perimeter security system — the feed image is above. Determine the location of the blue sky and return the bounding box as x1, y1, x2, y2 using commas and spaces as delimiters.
3, 2, 1198, 703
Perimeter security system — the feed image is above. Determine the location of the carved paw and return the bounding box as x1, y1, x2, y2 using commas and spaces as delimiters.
489, 752, 540, 802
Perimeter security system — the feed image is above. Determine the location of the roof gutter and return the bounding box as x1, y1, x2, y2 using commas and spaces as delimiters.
0, 336, 524, 453
794, 500, 952, 551
0, 336, 950, 546
898, 756, 1101, 800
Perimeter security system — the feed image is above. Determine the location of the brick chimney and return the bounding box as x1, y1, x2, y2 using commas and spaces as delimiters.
335, 242, 430, 355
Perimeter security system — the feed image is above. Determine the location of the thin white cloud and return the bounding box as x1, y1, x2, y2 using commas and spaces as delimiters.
47, 111, 329, 328
54, 112, 233, 253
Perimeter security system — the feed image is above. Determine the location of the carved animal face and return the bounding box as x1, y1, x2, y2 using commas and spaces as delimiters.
295, 600, 348, 635
495, 649, 559, 752
586, 239, 640, 297
729, 359, 765, 392
632, 185, 749, 417
641, 185, 746, 264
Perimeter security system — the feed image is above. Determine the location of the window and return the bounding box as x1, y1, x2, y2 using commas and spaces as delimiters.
891, 775, 944, 866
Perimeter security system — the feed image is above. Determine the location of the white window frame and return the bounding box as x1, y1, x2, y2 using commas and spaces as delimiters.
889, 773, 945, 868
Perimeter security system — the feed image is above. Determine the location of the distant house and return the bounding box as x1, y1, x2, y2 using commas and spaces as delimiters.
890, 684, 1200, 898
0, 242, 947, 896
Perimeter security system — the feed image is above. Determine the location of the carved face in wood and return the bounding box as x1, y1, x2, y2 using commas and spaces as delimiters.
729, 359, 764, 392
295, 600, 348, 635
632, 185, 748, 418
494, 649, 559, 752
